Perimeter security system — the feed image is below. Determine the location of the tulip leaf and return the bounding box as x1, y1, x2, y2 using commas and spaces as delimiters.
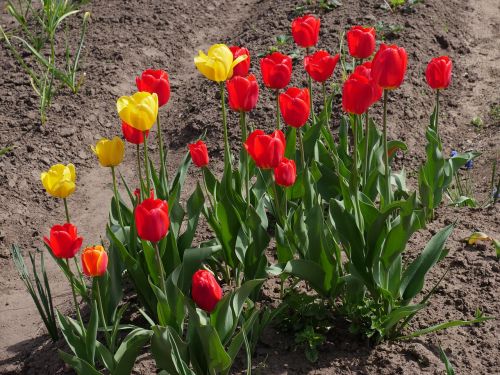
58, 350, 103, 375
151, 325, 194, 375
85, 298, 99, 365
178, 244, 222, 294
113, 328, 152, 375
178, 183, 205, 255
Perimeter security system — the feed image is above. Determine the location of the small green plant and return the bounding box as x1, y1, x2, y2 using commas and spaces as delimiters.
319, 0, 342, 11
0, 146, 13, 157
446, 151, 477, 207
374, 21, 404, 40
0, 0, 91, 124
489, 104, 500, 125
470, 116, 483, 128
438, 345, 455, 375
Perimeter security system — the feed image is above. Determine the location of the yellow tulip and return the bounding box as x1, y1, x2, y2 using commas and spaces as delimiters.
91, 136, 125, 167
116, 92, 158, 131
40, 163, 76, 199
194, 44, 247, 82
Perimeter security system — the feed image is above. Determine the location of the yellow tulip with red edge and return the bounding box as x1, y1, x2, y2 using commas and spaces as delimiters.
91, 136, 125, 167
40, 163, 76, 199
194, 44, 247, 82
116, 92, 158, 131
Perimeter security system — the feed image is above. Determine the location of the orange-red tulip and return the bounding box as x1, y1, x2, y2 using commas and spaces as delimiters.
136, 69, 171, 107
371, 44, 407, 90
346, 26, 376, 59
274, 158, 297, 187
279, 87, 310, 128
244, 129, 285, 169
191, 270, 222, 312
81, 245, 108, 277
291, 14, 320, 48
229, 46, 251, 77
188, 140, 209, 168
425, 56, 452, 90
260, 52, 292, 90
226, 74, 259, 112
304, 50, 340, 83
43, 223, 83, 259
342, 72, 375, 115
134, 198, 170, 242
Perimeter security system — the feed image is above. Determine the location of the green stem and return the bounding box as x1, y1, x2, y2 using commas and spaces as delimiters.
136, 144, 144, 201
352, 115, 362, 228
143, 131, 151, 194
306, 47, 314, 125
435, 90, 441, 149
111, 167, 125, 232
363, 110, 370, 187
297, 128, 306, 171
153, 242, 167, 295
202, 168, 216, 214
95, 279, 111, 348
276, 89, 281, 130
157, 112, 169, 196
220, 82, 231, 166
272, 182, 283, 226
382, 90, 391, 207
239, 111, 250, 210
63, 198, 70, 223
66, 259, 85, 335
322, 82, 328, 125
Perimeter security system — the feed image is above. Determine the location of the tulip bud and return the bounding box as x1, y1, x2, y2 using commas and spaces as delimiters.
304, 50, 340, 83
122, 121, 149, 145
134, 198, 170, 242
194, 44, 247, 82
274, 158, 297, 187
371, 44, 407, 90
41, 163, 76, 199
425, 56, 452, 90
229, 46, 251, 77
136, 69, 171, 107
260, 52, 292, 90
279, 87, 310, 128
117, 92, 158, 131
188, 140, 209, 168
91, 136, 125, 167
244, 129, 286, 169
43, 223, 83, 259
81, 245, 108, 277
346, 26, 376, 59
191, 270, 222, 313
291, 14, 320, 48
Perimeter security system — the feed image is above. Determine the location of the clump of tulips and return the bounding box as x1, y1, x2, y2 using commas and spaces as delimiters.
12, 9, 491, 375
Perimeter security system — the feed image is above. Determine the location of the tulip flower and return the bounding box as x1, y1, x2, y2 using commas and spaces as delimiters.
81, 245, 108, 277
371, 44, 407, 90
191, 270, 222, 313
260, 52, 292, 90
43, 223, 83, 259
116, 92, 158, 131
41, 163, 76, 199
229, 46, 251, 77
122, 121, 149, 145
291, 14, 320, 48
425, 56, 452, 90
279, 87, 310, 128
91, 137, 125, 168
354, 61, 382, 105
134, 198, 170, 243
226, 74, 259, 113
244, 129, 285, 169
274, 158, 297, 187
194, 44, 247, 82
188, 140, 209, 168
346, 26, 376, 59
136, 69, 171, 107
342, 73, 375, 115
304, 50, 340, 83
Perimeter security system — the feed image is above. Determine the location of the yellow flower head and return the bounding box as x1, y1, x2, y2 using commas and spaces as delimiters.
91, 136, 125, 167
116, 92, 158, 131
40, 163, 76, 199
194, 44, 247, 82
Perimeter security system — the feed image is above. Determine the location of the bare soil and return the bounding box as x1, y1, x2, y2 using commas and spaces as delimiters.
0, 0, 499, 374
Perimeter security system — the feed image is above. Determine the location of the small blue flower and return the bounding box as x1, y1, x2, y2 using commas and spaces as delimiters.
465, 159, 474, 170
450, 150, 458, 158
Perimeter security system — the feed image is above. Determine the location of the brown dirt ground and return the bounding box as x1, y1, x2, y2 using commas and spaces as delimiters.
0, 0, 499, 374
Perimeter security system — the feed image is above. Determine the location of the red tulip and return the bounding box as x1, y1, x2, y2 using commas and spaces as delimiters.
43, 223, 83, 259
226, 74, 259, 112
136, 69, 171, 107
134, 198, 170, 242
346, 26, 376, 59
260, 52, 292, 90
81, 245, 108, 277
371, 44, 407, 90
122, 121, 149, 145
342, 72, 375, 115
354, 61, 383, 105
291, 14, 320, 48
274, 158, 297, 187
244, 129, 285, 169
188, 140, 209, 168
304, 50, 340, 83
279, 87, 310, 128
191, 269, 222, 313
229, 46, 251, 77
425, 56, 452, 90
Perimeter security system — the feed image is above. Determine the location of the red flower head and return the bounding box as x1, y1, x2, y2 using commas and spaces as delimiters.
260, 52, 292, 90
188, 140, 209, 168
371, 44, 407, 90
304, 50, 340, 83
229, 46, 251, 77
425, 56, 452, 90
134, 198, 170, 242
43, 223, 83, 259
226, 74, 259, 112
274, 158, 297, 187
291, 14, 321, 48
81, 245, 108, 277
136, 69, 171, 107
354, 61, 383, 105
346, 26, 376, 59
191, 269, 222, 313
279, 87, 310, 128
122, 121, 149, 145
342, 72, 375, 115
244, 129, 286, 169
